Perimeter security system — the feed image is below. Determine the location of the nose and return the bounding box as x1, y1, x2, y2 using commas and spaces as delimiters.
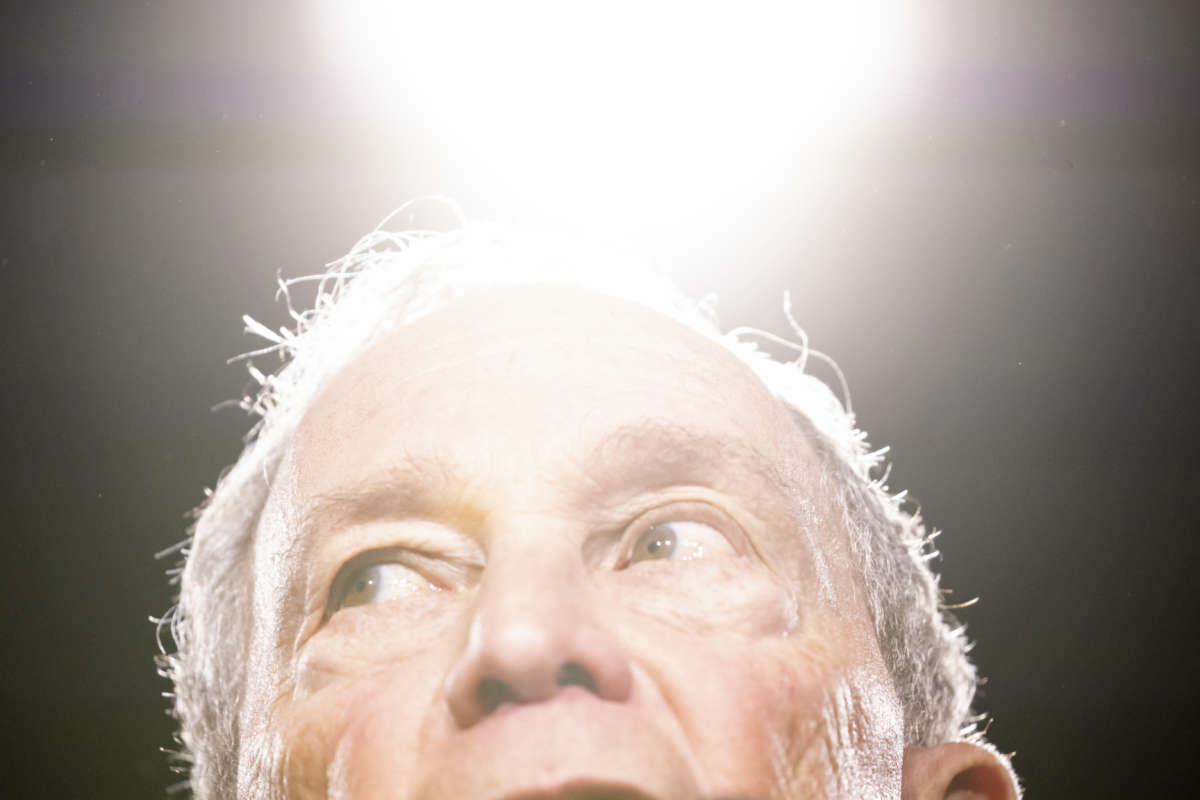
443, 550, 634, 728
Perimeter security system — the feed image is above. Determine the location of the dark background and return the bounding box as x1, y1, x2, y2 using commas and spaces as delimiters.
2, 2, 1197, 797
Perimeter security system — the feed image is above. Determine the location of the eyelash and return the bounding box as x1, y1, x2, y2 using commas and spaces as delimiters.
325, 549, 440, 619
323, 501, 746, 614
613, 501, 743, 568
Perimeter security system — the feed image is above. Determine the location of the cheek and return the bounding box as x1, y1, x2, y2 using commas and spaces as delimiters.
665, 640, 834, 799
294, 596, 462, 697
279, 603, 463, 799
276, 657, 451, 800
628, 608, 900, 800
609, 559, 799, 638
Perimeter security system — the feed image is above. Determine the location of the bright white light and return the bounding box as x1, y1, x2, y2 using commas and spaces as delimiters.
313, 0, 922, 229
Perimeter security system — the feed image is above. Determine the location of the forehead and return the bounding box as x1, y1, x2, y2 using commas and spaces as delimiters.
293, 286, 816, 498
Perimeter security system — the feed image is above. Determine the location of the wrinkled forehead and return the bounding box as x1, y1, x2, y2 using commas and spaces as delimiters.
295, 286, 807, 482
276, 285, 861, 600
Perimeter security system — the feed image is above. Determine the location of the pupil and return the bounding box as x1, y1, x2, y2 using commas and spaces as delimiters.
647, 533, 673, 556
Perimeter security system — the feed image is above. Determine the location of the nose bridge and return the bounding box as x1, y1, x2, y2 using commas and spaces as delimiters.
485, 534, 580, 617
443, 529, 633, 727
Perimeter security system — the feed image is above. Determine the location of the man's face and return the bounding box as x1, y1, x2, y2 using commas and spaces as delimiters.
241, 286, 903, 799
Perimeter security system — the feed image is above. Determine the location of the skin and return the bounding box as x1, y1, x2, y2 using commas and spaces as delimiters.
237, 286, 910, 799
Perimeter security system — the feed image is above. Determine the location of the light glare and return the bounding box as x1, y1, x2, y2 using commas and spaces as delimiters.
313, 0, 922, 227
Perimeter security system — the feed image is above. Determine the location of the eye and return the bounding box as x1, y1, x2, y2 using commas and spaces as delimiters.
333, 562, 436, 611
628, 520, 735, 565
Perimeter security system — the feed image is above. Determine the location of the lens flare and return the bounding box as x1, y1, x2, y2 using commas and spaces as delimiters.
313, 0, 923, 225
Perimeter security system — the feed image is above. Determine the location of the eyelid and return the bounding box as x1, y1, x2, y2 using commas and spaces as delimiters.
324, 547, 453, 621
614, 500, 747, 568
311, 516, 486, 616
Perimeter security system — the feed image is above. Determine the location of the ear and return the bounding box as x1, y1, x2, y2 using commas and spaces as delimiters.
901, 741, 1020, 800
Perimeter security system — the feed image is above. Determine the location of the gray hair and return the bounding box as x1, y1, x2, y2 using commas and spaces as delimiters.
159, 209, 990, 797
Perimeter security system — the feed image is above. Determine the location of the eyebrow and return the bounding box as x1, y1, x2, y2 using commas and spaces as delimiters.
297, 452, 481, 549
296, 419, 796, 545
579, 419, 794, 504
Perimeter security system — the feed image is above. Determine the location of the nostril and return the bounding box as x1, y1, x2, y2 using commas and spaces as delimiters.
555, 661, 597, 692
476, 677, 517, 714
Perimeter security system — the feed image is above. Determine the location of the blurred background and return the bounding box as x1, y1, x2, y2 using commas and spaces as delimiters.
2, 1, 1197, 796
